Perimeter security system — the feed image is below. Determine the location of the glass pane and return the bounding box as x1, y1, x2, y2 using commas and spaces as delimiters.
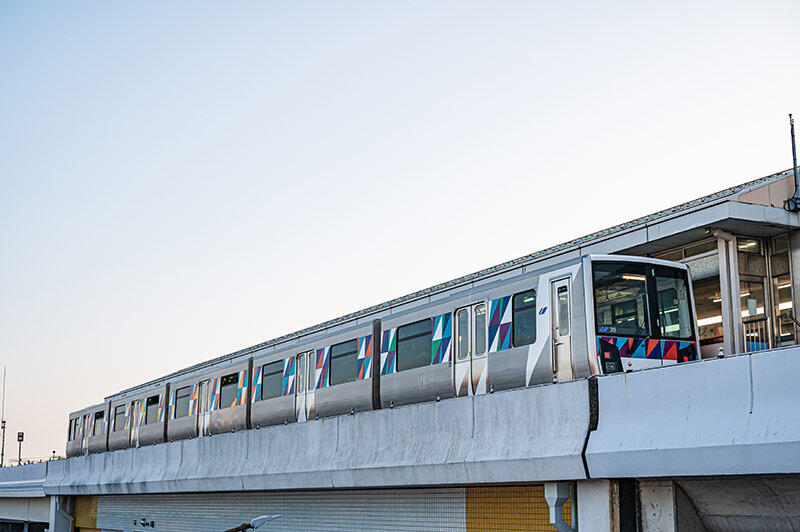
692, 276, 723, 349
396, 319, 432, 371
512, 289, 537, 347
297, 355, 306, 393
261, 361, 283, 400
558, 286, 570, 336
741, 279, 767, 352
654, 267, 694, 339
474, 303, 486, 355
657, 250, 684, 262
145, 395, 159, 425
307, 352, 315, 390
456, 309, 469, 360
175, 386, 191, 418
737, 238, 762, 254
773, 234, 789, 253
773, 274, 794, 345
684, 240, 717, 258
93, 412, 104, 436
593, 262, 650, 337
330, 339, 358, 385
219, 374, 238, 409
114, 406, 126, 432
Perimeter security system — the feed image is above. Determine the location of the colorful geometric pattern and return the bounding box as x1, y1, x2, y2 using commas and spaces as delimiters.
169, 388, 178, 420
209, 377, 220, 412
188, 383, 199, 416
596, 336, 697, 361
315, 347, 330, 389
157, 393, 165, 423
138, 399, 146, 427
251, 364, 263, 403
488, 296, 513, 352
282, 358, 296, 396
357, 334, 373, 380
380, 327, 397, 375
235, 370, 248, 406
432, 313, 452, 365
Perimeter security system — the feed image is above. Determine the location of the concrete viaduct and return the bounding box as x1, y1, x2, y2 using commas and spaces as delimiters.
1, 346, 799, 531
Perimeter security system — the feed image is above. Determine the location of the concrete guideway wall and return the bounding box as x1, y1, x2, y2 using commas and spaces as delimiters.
585, 347, 800, 478
44, 379, 591, 495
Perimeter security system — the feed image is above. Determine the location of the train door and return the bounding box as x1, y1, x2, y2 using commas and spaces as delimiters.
306, 351, 316, 420
551, 278, 575, 382
81, 413, 91, 455
128, 400, 140, 447
295, 353, 307, 422
453, 303, 489, 397
198, 379, 211, 437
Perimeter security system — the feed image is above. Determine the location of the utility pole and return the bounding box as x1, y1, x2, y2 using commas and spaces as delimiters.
1, 366, 6, 467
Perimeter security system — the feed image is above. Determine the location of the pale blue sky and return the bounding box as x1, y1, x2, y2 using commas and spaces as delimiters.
1, 1, 798, 457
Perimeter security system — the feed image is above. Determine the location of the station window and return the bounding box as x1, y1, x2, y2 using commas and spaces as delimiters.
219, 373, 239, 409
396, 319, 432, 372
144, 395, 159, 425
93, 411, 104, 437
261, 361, 283, 400
330, 339, 358, 386
113, 405, 126, 432
512, 289, 537, 347
174, 386, 191, 419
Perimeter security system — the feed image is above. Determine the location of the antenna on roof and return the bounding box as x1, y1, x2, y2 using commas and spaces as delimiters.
785, 113, 800, 212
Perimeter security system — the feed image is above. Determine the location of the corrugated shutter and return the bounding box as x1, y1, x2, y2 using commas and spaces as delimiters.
74, 495, 98, 529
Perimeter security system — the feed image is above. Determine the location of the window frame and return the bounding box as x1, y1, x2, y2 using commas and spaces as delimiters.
260, 360, 284, 401
144, 395, 160, 425
113, 405, 126, 433
218, 373, 239, 410
92, 411, 104, 437
173, 386, 191, 419
329, 339, 359, 386
395, 318, 433, 372
512, 289, 538, 347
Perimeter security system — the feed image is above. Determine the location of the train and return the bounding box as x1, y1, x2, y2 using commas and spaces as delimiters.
66, 254, 700, 457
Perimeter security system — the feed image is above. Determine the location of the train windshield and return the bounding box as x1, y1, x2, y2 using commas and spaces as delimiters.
593, 261, 694, 340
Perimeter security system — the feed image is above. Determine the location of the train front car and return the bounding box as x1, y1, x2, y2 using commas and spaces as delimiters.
588, 255, 700, 374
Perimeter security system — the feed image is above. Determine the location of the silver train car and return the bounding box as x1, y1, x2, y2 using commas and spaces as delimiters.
66, 254, 700, 456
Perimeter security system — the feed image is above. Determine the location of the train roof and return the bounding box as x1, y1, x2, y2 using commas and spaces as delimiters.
109, 167, 794, 399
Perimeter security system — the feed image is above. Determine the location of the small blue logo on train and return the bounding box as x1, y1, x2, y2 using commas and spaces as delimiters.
539, 306, 547, 315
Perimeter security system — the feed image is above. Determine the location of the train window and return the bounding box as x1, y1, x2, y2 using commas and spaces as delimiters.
474, 303, 487, 355
396, 319, 432, 372
593, 262, 650, 337
297, 354, 306, 394
512, 289, 537, 347
219, 373, 239, 409
68, 419, 75, 441
330, 339, 358, 386
113, 406, 126, 432
174, 386, 191, 418
654, 266, 693, 340
93, 411, 104, 436
144, 395, 159, 425
558, 286, 570, 336
456, 308, 470, 360
307, 351, 315, 390
261, 361, 283, 400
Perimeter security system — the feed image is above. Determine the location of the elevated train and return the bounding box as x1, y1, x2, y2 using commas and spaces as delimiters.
66, 254, 700, 457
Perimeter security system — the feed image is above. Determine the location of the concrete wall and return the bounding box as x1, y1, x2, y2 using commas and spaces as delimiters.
586, 347, 800, 478
45, 380, 591, 495
0, 497, 49, 523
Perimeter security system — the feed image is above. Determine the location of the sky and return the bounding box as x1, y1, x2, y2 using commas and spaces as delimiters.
0, 1, 798, 459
